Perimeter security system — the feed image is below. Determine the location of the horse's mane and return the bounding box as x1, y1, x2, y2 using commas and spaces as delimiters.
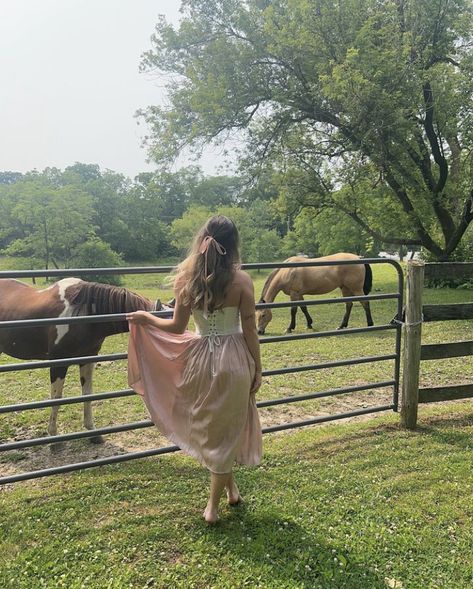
67, 281, 152, 317
260, 268, 280, 301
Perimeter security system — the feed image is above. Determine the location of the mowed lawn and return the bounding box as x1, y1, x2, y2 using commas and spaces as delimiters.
1, 259, 473, 461
1, 258, 473, 587
1, 402, 472, 589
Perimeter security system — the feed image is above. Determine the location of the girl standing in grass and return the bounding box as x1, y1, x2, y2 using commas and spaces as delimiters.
126, 215, 263, 523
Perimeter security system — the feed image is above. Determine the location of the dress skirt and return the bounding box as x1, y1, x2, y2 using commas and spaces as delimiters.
127, 323, 263, 474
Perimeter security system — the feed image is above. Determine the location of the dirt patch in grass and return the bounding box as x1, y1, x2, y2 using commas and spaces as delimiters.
0, 385, 394, 481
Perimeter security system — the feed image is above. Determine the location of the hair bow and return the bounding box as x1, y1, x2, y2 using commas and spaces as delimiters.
199, 236, 227, 318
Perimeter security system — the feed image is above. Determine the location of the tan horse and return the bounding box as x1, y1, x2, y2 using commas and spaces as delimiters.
256, 253, 374, 334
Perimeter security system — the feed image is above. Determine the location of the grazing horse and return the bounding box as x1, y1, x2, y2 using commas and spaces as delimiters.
0, 278, 166, 446
256, 253, 374, 335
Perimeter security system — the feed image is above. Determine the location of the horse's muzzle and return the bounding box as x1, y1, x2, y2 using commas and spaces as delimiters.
257, 329, 265, 335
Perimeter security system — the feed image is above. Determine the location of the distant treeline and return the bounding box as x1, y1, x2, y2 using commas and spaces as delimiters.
0, 163, 377, 276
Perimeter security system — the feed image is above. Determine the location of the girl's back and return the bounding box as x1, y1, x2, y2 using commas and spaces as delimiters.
126, 214, 262, 523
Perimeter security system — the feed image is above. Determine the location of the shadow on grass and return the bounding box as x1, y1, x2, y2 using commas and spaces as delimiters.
64, 461, 388, 587
419, 412, 473, 428
193, 510, 387, 588
415, 412, 473, 449
277, 406, 473, 455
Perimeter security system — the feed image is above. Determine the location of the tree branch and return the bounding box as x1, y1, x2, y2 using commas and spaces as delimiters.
383, 169, 445, 257
446, 190, 473, 255
343, 209, 422, 246
422, 83, 449, 188
406, 134, 436, 192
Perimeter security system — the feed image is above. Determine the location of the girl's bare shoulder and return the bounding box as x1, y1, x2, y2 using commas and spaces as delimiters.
233, 269, 253, 289
224, 270, 253, 307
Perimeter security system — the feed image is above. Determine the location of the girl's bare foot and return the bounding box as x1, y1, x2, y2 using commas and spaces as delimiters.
226, 481, 242, 506
203, 504, 219, 524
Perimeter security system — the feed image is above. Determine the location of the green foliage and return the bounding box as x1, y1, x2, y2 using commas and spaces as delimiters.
170, 201, 283, 262
289, 209, 320, 257
0, 171, 22, 185
141, 0, 473, 260
170, 205, 213, 253
69, 237, 123, 285
280, 230, 300, 258
191, 174, 243, 208
248, 229, 281, 262
0, 179, 95, 269
0, 164, 265, 269
312, 209, 368, 256
280, 207, 372, 258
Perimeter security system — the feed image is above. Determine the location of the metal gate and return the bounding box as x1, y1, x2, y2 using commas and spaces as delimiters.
0, 258, 403, 484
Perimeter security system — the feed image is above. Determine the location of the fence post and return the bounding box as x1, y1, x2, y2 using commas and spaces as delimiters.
401, 260, 424, 429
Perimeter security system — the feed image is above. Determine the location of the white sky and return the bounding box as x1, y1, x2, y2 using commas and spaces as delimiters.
0, 0, 226, 178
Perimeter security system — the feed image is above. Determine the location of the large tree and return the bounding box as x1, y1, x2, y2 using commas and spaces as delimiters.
141, 0, 473, 260
0, 180, 95, 268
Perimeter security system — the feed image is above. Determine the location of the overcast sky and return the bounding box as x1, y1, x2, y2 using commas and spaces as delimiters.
0, 1, 226, 178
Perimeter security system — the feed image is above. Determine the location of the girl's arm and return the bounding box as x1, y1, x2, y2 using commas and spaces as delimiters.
126, 284, 191, 334
239, 272, 262, 394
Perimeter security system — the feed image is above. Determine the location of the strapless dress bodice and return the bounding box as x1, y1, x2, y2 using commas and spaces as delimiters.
192, 306, 242, 336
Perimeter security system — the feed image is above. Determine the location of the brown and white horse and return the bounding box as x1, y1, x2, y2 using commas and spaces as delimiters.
256, 253, 374, 334
0, 278, 165, 446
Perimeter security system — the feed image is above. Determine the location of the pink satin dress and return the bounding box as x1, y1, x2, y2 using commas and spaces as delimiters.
127, 306, 263, 473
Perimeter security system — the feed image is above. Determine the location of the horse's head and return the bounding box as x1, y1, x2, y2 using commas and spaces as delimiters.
256, 299, 272, 335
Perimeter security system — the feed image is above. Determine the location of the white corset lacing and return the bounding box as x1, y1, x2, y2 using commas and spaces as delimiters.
193, 307, 243, 376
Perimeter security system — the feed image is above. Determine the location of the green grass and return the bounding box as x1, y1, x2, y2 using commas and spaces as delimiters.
1, 259, 473, 452
2, 257, 473, 586
1, 402, 473, 588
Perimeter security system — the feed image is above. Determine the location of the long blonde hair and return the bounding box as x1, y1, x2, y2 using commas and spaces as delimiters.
174, 215, 241, 313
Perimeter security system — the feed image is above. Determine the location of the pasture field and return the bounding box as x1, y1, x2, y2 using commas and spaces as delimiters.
1, 258, 473, 475
1, 258, 473, 587
1, 402, 472, 588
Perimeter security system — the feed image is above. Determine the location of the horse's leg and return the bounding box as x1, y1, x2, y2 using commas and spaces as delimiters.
347, 288, 374, 326
80, 362, 104, 444
360, 297, 374, 326
338, 287, 353, 329
338, 302, 353, 329
299, 296, 314, 330
48, 365, 68, 452
286, 297, 298, 333
356, 292, 374, 327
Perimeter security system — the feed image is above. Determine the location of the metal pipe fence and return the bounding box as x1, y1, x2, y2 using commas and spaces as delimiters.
0, 258, 403, 485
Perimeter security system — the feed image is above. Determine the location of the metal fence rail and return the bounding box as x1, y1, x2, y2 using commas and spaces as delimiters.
1, 380, 396, 453
1, 405, 395, 485
0, 258, 403, 485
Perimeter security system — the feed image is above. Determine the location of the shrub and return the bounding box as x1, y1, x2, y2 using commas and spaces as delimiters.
70, 237, 123, 285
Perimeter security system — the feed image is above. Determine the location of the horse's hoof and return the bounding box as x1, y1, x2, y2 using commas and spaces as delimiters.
285, 329, 293, 334
89, 435, 105, 445
307, 326, 314, 331
50, 442, 66, 453
337, 326, 347, 330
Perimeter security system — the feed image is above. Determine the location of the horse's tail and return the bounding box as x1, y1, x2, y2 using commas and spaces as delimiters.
363, 263, 373, 295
